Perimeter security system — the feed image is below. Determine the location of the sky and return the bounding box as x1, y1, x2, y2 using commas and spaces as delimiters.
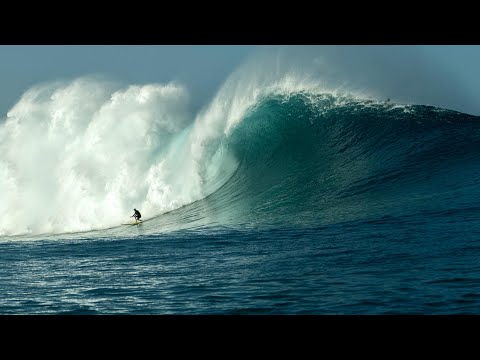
419, 46, 480, 99
0, 45, 479, 117
0, 45, 256, 117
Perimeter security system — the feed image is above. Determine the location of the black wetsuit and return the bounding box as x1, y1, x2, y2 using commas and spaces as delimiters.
133, 210, 142, 220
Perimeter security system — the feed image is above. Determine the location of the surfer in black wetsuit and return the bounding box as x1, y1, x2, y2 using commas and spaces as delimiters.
132, 208, 142, 222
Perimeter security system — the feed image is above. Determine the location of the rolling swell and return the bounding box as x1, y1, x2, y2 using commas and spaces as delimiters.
188, 93, 480, 229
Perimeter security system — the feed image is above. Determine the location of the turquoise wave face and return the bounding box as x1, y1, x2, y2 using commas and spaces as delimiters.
179, 93, 480, 229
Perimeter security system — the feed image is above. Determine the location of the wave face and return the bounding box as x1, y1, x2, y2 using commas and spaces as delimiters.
1, 74, 480, 237
186, 94, 480, 230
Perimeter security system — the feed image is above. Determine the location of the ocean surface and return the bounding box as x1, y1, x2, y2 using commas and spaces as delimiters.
1, 69, 480, 314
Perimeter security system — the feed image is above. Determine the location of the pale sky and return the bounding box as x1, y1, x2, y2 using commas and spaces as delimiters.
0, 45, 256, 117
0, 45, 479, 116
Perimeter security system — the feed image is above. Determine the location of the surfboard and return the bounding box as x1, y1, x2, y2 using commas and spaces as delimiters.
122, 221, 142, 226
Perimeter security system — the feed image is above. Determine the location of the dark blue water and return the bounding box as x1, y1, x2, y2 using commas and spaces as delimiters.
2, 94, 480, 314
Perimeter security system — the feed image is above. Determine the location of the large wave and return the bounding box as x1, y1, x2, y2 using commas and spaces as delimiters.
2, 48, 480, 236
205, 94, 480, 228
0, 62, 354, 235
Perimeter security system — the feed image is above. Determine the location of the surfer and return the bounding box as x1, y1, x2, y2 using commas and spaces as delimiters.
132, 208, 142, 222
